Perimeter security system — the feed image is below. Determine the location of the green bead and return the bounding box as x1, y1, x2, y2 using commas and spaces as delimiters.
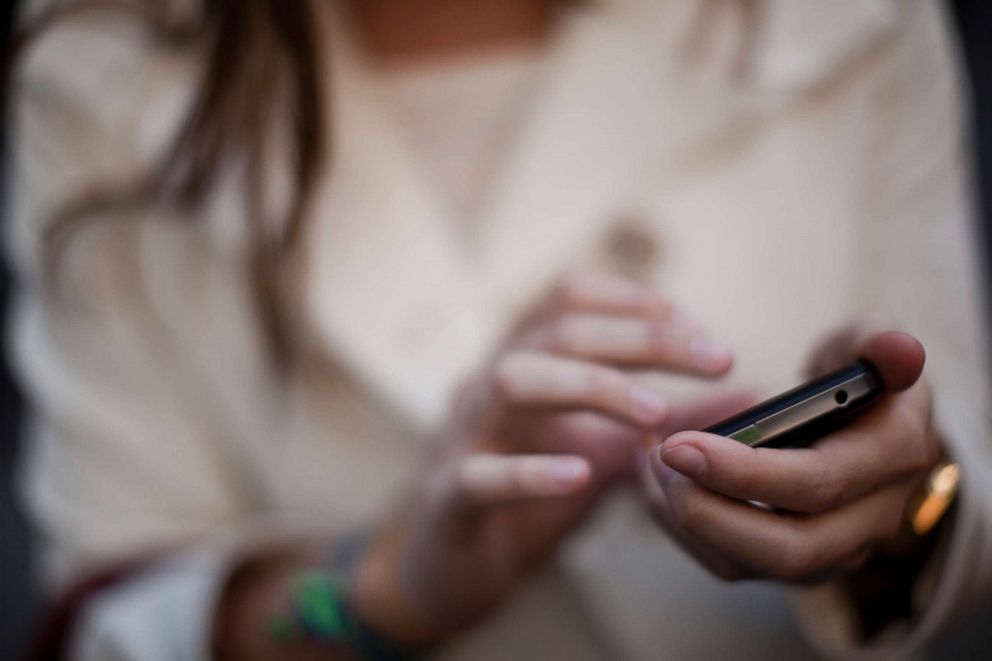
295, 571, 351, 638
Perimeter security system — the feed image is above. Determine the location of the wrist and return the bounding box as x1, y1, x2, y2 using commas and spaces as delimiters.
212, 546, 317, 661
350, 524, 440, 650
840, 460, 960, 643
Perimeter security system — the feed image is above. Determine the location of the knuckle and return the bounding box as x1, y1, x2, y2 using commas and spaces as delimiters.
771, 521, 823, 582
644, 319, 676, 355
776, 534, 823, 581
669, 486, 706, 532
554, 274, 590, 308
584, 365, 628, 397
808, 458, 846, 513
493, 353, 527, 400
552, 316, 586, 353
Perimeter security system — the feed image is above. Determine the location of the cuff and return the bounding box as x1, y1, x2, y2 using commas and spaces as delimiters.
70, 548, 230, 661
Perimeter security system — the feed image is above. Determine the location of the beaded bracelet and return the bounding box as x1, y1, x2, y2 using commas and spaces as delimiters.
266, 535, 416, 660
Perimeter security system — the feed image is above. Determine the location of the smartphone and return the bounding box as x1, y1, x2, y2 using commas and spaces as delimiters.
703, 362, 882, 449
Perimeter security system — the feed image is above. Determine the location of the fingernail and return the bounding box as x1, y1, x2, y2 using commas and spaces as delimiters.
690, 336, 732, 372
546, 459, 590, 491
631, 385, 668, 422
651, 448, 681, 486
661, 444, 707, 478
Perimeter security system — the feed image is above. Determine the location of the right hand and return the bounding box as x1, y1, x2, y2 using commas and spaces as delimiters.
640, 329, 935, 585
352, 273, 752, 646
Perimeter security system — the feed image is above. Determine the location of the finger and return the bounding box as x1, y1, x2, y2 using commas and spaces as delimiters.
807, 328, 925, 393
447, 454, 592, 509
637, 450, 749, 581
535, 314, 733, 376
651, 459, 911, 582
858, 331, 926, 393
660, 389, 761, 437
805, 324, 867, 377
495, 351, 670, 426
508, 272, 679, 348
530, 412, 645, 481
840, 547, 874, 573
658, 387, 937, 513
548, 271, 676, 319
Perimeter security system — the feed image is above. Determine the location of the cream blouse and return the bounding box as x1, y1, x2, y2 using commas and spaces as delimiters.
8, 0, 992, 659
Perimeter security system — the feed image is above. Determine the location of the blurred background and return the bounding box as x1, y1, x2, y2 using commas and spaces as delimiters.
0, 1, 991, 658
1, 1, 33, 658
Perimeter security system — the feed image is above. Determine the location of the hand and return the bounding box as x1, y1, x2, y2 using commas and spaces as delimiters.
642, 329, 940, 583
353, 273, 747, 645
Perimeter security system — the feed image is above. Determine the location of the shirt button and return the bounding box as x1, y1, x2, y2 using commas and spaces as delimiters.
606, 219, 661, 279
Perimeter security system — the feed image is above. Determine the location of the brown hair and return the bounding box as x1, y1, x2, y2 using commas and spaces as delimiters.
7, 0, 328, 366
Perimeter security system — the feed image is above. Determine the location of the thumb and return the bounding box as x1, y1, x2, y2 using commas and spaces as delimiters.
857, 330, 926, 393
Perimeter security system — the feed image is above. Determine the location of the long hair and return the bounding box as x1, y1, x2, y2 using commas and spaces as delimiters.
6, 0, 328, 367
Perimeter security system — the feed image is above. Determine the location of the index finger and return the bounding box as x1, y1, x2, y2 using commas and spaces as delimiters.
495, 351, 671, 427
548, 272, 675, 318
656, 382, 937, 513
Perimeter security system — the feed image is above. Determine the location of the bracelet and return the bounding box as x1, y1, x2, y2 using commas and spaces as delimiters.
907, 461, 960, 537
265, 535, 417, 661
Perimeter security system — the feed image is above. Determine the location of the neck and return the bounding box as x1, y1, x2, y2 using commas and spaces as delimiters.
344, 0, 558, 64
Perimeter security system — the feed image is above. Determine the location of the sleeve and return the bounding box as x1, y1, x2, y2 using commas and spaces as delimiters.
791, 1, 992, 657
8, 7, 279, 659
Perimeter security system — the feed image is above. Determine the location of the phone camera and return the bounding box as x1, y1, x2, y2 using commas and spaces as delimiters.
834, 390, 849, 405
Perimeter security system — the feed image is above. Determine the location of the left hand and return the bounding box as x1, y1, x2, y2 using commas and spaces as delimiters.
352, 273, 751, 645
642, 329, 941, 583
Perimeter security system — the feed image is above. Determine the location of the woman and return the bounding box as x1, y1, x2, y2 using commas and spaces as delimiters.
8, 0, 991, 659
